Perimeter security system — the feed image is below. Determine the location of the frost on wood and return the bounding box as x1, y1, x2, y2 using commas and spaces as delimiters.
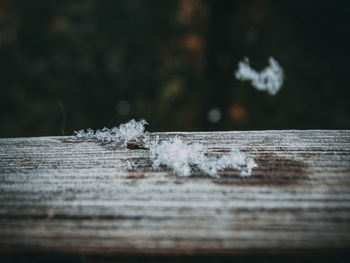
75, 119, 257, 177
74, 119, 148, 146
125, 160, 137, 170
235, 57, 284, 95
149, 136, 257, 177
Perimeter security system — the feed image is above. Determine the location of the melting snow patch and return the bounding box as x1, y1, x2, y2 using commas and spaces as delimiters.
235, 57, 284, 95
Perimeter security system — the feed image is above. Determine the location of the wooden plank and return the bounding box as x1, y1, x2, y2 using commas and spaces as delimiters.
0, 130, 350, 260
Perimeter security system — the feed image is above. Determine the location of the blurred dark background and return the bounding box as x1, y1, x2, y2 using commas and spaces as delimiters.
0, 0, 350, 137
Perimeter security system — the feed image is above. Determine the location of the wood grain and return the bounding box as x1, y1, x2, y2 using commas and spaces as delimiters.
0, 130, 350, 260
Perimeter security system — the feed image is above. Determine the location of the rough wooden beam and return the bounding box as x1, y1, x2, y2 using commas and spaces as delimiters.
0, 130, 350, 260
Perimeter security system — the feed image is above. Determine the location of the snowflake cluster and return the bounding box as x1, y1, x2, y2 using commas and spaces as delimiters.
74, 119, 148, 146
149, 136, 257, 177
74, 119, 257, 177
235, 57, 284, 95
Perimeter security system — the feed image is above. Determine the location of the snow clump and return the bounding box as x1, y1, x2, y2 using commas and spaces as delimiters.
149, 136, 257, 177
235, 57, 284, 95
75, 119, 257, 177
74, 119, 148, 146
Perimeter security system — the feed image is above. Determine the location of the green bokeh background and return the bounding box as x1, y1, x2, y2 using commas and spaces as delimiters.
1, 0, 350, 137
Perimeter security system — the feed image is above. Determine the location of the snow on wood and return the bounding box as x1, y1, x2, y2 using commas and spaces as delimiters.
74, 120, 257, 177
0, 130, 350, 257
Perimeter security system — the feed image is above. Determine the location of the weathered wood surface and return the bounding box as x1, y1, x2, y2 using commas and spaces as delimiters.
1, 130, 350, 260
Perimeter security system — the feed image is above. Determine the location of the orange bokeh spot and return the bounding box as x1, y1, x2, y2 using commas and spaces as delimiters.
184, 34, 203, 52
229, 104, 247, 121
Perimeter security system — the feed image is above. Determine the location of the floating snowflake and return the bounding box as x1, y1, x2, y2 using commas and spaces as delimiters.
235, 57, 284, 95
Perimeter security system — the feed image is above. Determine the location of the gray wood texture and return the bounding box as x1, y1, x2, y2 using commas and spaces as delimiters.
1, 130, 350, 258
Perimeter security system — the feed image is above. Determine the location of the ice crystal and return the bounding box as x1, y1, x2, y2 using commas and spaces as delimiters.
74, 119, 148, 146
115, 119, 148, 144
235, 57, 284, 95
